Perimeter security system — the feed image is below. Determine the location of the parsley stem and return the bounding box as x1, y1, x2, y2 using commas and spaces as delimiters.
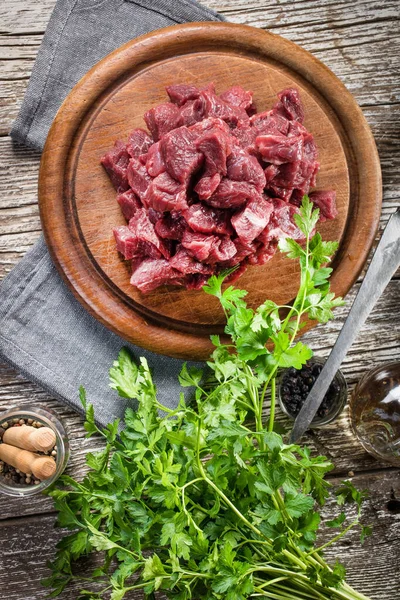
252, 566, 336, 599
181, 477, 205, 533
181, 570, 212, 578
268, 377, 276, 432
251, 590, 295, 599
282, 548, 307, 570
203, 467, 265, 540
155, 401, 181, 415
260, 364, 279, 412
124, 582, 149, 591
273, 582, 324, 600
180, 477, 204, 491
307, 519, 359, 556
255, 576, 288, 589
341, 582, 372, 600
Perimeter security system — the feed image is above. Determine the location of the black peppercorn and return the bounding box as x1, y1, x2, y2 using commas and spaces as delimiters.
280, 359, 345, 421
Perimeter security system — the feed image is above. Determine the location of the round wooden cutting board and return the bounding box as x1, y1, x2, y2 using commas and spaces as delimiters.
39, 22, 381, 360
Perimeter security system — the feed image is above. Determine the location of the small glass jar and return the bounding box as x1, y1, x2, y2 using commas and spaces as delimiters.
0, 405, 69, 497
349, 362, 400, 466
278, 356, 348, 427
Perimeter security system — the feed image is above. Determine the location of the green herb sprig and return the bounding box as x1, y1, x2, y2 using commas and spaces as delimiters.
44, 197, 371, 600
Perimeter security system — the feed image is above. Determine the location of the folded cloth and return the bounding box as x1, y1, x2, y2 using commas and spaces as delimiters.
1, 0, 223, 426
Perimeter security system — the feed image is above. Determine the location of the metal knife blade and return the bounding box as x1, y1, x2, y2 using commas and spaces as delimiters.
289, 208, 400, 443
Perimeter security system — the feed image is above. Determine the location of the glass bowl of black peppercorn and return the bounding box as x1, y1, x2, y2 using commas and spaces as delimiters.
278, 357, 348, 427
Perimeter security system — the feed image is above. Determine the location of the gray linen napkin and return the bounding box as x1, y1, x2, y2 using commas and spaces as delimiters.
1, 0, 223, 426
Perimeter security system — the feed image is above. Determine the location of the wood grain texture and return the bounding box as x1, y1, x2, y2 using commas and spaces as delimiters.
39, 21, 381, 359
0, 1, 399, 599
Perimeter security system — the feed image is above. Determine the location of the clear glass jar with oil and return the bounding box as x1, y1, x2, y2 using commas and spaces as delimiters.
350, 362, 400, 466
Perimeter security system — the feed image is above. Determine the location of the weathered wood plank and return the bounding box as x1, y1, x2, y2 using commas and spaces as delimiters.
0, 58, 33, 80
0, 203, 40, 234
0, 35, 43, 59
1, 0, 55, 34
207, 0, 400, 29
0, 79, 29, 135
0, 470, 398, 599
0, 138, 41, 202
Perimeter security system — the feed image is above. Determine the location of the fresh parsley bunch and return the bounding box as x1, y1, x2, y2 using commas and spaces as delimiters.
44, 197, 372, 600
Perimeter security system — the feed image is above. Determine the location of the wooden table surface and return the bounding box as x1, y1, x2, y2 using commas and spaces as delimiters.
0, 1, 399, 599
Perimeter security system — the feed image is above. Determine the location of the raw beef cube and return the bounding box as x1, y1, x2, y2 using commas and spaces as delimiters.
264, 164, 279, 184
144, 172, 188, 213
206, 178, 258, 209
309, 190, 338, 220
147, 208, 162, 224
181, 230, 217, 262
113, 226, 140, 260
288, 121, 308, 138
226, 147, 266, 191
272, 161, 301, 190
293, 164, 314, 196
289, 189, 305, 206
219, 85, 254, 112
310, 163, 320, 188
170, 246, 213, 275
183, 203, 232, 235
251, 111, 290, 136
126, 128, 153, 158
145, 142, 166, 177
248, 239, 278, 265
274, 88, 305, 123
232, 238, 258, 262
160, 126, 203, 183
117, 189, 141, 221
200, 87, 249, 125
190, 116, 230, 136
268, 184, 293, 202
231, 197, 273, 244
262, 198, 305, 241
130, 258, 180, 293
281, 133, 319, 196
127, 158, 152, 200
196, 129, 232, 176
208, 236, 237, 264
155, 212, 187, 241
101, 140, 130, 192
166, 84, 200, 106
231, 124, 259, 156
113, 228, 162, 260
144, 102, 180, 141
185, 274, 210, 290
177, 98, 205, 127
302, 133, 317, 162
256, 134, 303, 165
128, 208, 170, 258
194, 173, 221, 200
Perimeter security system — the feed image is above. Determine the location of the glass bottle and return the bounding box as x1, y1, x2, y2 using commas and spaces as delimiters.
349, 362, 400, 466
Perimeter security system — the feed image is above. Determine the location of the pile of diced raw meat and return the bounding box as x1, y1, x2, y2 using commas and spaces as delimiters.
101, 83, 337, 293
